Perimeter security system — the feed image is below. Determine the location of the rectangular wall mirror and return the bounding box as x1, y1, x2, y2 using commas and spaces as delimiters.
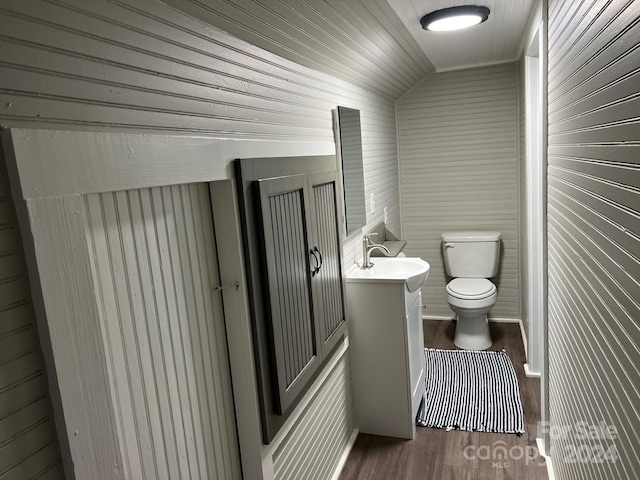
335, 106, 366, 236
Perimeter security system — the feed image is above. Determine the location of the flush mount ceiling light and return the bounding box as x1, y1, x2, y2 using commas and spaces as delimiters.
420, 5, 490, 32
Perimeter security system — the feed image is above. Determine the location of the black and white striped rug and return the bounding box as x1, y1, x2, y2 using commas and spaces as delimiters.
417, 348, 525, 434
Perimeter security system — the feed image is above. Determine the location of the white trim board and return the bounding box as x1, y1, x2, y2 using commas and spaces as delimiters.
524, 363, 541, 378
6, 128, 334, 199
519, 317, 529, 362
210, 180, 264, 480
536, 437, 555, 480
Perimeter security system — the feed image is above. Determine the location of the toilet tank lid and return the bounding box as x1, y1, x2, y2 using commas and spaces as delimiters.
441, 231, 501, 242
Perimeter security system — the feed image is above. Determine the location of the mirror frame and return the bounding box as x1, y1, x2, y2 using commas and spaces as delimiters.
334, 106, 366, 236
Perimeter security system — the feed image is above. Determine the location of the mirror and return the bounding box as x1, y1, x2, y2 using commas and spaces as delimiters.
336, 106, 366, 235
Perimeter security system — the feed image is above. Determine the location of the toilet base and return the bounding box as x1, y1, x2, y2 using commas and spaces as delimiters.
453, 312, 492, 350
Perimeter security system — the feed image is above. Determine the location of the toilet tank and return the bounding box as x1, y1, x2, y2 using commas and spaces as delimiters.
442, 231, 501, 278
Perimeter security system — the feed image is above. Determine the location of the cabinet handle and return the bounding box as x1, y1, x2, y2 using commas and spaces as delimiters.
310, 249, 320, 276
314, 246, 323, 273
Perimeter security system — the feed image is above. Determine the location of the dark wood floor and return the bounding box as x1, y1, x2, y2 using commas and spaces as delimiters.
339, 320, 548, 480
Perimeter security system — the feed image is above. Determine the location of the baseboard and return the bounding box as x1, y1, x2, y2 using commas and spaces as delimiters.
422, 315, 521, 324
487, 317, 521, 323
331, 428, 359, 480
536, 437, 555, 480
524, 363, 541, 378
422, 315, 454, 321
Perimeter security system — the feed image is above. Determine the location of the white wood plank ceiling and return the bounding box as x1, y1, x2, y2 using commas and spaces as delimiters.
387, 0, 538, 72
162, 0, 435, 98
165, 0, 536, 97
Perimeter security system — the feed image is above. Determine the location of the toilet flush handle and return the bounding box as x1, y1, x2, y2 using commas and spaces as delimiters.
444, 242, 455, 249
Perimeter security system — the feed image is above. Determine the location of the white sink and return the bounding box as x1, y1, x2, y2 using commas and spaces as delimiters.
345, 257, 430, 292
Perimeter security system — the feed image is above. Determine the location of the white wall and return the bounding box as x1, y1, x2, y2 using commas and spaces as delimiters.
518, 56, 529, 349
547, 0, 640, 478
396, 63, 521, 320
520, 0, 545, 379
0, 1, 407, 479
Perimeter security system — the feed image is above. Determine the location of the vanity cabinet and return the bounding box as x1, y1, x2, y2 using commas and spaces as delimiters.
346, 281, 425, 439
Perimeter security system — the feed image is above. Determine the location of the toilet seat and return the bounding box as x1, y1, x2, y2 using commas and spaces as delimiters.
446, 278, 496, 300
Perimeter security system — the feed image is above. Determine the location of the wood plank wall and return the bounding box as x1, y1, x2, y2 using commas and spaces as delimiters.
0, 1, 413, 477
84, 184, 241, 480
272, 354, 353, 480
547, 0, 640, 478
0, 0, 402, 261
0, 149, 64, 479
396, 63, 521, 320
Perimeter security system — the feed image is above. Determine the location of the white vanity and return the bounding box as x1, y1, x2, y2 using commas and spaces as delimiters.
345, 257, 430, 439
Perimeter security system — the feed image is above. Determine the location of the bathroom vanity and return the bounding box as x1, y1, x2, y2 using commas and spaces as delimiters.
345, 258, 429, 439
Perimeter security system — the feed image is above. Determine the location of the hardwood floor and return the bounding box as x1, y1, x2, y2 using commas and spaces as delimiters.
339, 320, 548, 480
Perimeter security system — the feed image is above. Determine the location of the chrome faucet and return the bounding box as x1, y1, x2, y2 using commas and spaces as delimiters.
361, 233, 390, 269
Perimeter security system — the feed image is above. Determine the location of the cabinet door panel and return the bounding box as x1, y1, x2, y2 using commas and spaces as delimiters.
258, 175, 321, 415
308, 171, 346, 353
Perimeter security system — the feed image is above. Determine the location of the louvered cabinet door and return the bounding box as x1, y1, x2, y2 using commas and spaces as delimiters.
308, 171, 347, 354
257, 174, 322, 415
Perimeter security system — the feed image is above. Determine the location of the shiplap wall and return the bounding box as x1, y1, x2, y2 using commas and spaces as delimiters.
0, 1, 409, 478
272, 353, 353, 480
84, 184, 241, 480
547, 0, 640, 478
0, 0, 400, 260
0, 149, 64, 479
397, 63, 521, 320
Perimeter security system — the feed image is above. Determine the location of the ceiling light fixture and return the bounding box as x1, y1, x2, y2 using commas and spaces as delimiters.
420, 5, 490, 32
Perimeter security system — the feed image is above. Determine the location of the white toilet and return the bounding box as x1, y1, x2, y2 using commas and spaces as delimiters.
441, 231, 501, 350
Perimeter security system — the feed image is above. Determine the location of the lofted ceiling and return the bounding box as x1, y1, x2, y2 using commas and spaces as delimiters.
164, 0, 537, 98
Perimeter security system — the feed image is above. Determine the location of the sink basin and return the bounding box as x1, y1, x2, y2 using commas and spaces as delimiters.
345, 257, 430, 292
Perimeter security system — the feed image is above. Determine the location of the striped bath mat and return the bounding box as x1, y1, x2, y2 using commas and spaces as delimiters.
417, 348, 525, 434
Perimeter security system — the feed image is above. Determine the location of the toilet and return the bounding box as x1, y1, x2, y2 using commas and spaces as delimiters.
441, 231, 501, 350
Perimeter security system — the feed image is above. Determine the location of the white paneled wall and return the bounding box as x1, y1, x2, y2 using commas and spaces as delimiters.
0, 0, 400, 265
0, 149, 64, 479
547, 0, 640, 478
272, 353, 353, 480
397, 64, 520, 320
84, 184, 241, 480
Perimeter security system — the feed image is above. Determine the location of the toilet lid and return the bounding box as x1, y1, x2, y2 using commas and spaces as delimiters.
446, 278, 496, 299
